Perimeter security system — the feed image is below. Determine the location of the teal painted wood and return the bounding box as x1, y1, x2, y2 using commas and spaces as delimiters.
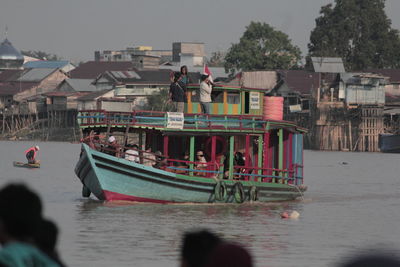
292, 134, 304, 185
75, 144, 306, 203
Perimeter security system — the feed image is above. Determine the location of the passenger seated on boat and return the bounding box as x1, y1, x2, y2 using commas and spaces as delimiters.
104, 136, 121, 157
174, 155, 189, 174
233, 152, 246, 179
195, 150, 208, 176
153, 151, 168, 169
124, 144, 139, 163
142, 147, 156, 167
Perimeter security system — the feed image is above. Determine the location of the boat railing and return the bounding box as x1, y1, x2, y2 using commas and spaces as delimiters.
81, 134, 304, 185
165, 158, 222, 178
231, 165, 304, 185
77, 110, 303, 132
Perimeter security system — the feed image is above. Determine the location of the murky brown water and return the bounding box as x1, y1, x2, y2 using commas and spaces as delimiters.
1, 141, 400, 267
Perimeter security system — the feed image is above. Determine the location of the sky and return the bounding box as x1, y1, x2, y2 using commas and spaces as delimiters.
1, 0, 400, 63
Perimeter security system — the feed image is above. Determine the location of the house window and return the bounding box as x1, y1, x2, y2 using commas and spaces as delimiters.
191, 91, 200, 102
288, 97, 298, 105
302, 99, 310, 110
126, 85, 134, 89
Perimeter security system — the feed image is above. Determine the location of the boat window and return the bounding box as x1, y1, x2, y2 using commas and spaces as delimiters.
190, 90, 200, 102
227, 93, 240, 104
211, 91, 223, 103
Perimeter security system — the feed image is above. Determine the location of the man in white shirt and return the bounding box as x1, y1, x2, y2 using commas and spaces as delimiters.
125, 144, 139, 163
199, 74, 212, 114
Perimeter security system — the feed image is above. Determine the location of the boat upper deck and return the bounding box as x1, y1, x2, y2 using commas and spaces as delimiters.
77, 110, 307, 134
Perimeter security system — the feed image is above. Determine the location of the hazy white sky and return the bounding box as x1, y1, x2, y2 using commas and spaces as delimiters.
1, 0, 399, 62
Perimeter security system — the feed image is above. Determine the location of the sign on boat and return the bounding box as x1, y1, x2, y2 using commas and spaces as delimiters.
74, 84, 307, 203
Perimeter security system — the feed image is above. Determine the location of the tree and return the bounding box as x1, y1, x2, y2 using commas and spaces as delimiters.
21, 50, 62, 61
224, 22, 302, 75
208, 51, 226, 67
308, 0, 400, 70
143, 88, 173, 112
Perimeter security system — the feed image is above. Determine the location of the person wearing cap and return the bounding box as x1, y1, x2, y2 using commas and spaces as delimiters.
104, 135, 121, 157
200, 74, 212, 114
25, 145, 40, 164
169, 71, 187, 113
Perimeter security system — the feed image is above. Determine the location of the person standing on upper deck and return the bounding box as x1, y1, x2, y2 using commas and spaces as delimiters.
169, 72, 186, 113
200, 74, 212, 114
180, 65, 191, 87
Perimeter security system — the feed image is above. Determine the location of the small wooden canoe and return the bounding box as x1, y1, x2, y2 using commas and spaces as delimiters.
13, 161, 40, 168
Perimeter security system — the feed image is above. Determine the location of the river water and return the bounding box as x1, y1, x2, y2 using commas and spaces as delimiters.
1, 141, 400, 267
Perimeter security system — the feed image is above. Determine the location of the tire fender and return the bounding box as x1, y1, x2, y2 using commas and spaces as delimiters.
249, 186, 258, 201
214, 181, 227, 201
232, 182, 245, 203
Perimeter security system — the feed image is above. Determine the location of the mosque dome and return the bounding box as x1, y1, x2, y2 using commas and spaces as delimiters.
0, 38, 24, 69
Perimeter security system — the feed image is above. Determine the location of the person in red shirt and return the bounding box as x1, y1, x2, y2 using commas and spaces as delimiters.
25, 145, 40, 164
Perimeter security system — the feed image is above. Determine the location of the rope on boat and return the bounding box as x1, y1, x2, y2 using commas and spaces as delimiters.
289, 184, 305, 201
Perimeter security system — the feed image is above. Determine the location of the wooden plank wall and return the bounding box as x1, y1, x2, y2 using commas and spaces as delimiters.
358, 106, 384, 152
312, 105, 383, 152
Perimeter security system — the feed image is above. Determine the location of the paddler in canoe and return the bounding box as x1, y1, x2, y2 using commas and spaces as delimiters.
25, 145, 40, 164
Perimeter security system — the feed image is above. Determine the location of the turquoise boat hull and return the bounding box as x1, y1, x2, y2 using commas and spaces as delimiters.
75, 144, 306, 203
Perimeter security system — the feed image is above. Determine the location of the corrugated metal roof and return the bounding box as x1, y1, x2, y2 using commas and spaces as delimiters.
365, 69, 400, 83
77, 89, 113, 101
66, 79, 97, 92
23, 60, 70, 69
110, 71, 141, 79
311, 57, 346, 73
278, 70, 319, 95
17, 68, 56, 82
341, 72, 388, 84
0, 69, 23, 82
0, 81, 38, 96
69, 61, 135, 79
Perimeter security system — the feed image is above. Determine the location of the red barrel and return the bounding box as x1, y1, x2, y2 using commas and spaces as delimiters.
263, 96, 283, 120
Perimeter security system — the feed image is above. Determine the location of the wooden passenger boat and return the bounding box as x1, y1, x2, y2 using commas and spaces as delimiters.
13, 161, 40, 168
74, 84, 307, 203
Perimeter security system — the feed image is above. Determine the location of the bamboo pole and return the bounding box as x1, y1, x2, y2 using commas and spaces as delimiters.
349, 120, 353, 151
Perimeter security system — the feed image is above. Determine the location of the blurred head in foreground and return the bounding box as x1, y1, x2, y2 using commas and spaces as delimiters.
180, 229, 222, 267
0, 183, 42, 244
205, 242, 253, 267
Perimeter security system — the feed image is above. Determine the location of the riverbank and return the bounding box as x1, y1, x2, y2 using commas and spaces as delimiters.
0, 127, 81, 142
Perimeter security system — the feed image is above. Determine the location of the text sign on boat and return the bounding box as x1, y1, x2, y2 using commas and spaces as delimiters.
250, 92, 260, 109
167, 112, 184, 129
